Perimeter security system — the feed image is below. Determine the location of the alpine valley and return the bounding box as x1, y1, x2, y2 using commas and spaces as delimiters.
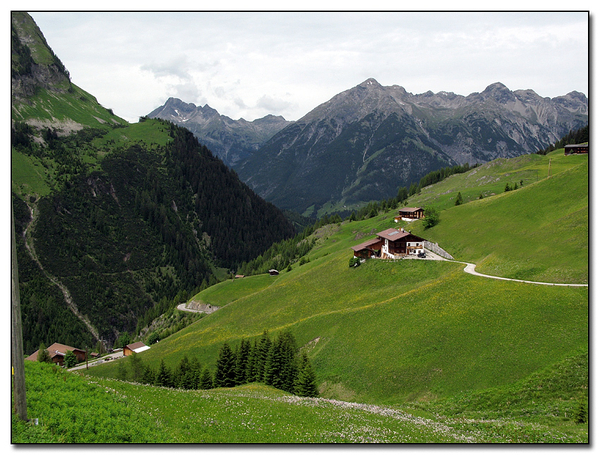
151, 78, 587, 217
12, 12, 588, 444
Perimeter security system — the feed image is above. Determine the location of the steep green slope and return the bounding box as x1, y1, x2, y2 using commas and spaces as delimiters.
12, 11, 126, 129
86, 150, 587, 408
14, 120, 296, 352
409, 151, 588, 283
408, 149, 588, 213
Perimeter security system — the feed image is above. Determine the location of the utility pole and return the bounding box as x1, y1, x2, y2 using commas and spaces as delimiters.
548, 158, 552, 178
11, 200, 27, 421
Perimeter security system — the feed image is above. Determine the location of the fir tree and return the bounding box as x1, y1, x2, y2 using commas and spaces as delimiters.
235, 339, 252, 385
264, 330, 298, 393
254, 330, 272, 382
214, 342, 237, 388
174, 355, 197, 389
575, 395, 588, 424
264, 340, 284, 389
199, 367, 213, 389
141, 364, 155, 385
129, 352, 144, 382
155, 359, 172, 387
454, 192, 463, 206
397, 186, 409, 204
295, 352, 319, 397
278, 331, 299, 393
245, 340, 259, 382
189, 357, 202, 389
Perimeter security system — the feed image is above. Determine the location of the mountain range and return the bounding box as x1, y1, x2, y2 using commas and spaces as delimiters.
151, 78, 587, 217
148, 98, 291, 167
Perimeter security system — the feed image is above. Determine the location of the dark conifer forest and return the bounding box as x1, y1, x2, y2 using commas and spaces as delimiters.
13, 119, 295, 353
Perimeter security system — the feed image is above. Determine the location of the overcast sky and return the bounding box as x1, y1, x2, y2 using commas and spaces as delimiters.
28, 10, 589, 123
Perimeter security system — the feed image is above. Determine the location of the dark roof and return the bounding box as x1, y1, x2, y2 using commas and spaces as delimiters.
351, 237, 382, 252
125, 342, 148, 351
398, 207, 423, 213
564, 143, 588, 148
377, 228, 425, 242
25, 342, 85, 361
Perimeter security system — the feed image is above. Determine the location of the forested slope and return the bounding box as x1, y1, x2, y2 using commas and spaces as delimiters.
12, 12, 295, 352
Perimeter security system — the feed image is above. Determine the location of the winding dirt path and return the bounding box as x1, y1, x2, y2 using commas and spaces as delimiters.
421, 250, 588, 287
457, 261, 588, 287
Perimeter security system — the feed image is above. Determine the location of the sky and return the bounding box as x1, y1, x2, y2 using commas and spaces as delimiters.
26, 9, 589, 124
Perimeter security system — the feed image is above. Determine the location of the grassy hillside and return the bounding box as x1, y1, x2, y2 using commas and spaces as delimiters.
85, 149, 587, 413
409, 150, 588, 283
15, 360, 586, 443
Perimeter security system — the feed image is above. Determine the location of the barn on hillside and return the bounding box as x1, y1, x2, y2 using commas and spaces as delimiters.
123, 342, 150, 356
564, 143, 588, 155
395, 207, 425, 222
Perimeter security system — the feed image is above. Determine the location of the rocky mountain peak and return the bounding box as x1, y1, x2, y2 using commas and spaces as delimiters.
12, 12, 72, 100
480, 82, 516, 104
358, 78, 383, 89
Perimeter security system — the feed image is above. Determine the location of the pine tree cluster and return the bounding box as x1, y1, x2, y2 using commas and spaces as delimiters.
214, 330, 318, 397
113, 330, 318, 397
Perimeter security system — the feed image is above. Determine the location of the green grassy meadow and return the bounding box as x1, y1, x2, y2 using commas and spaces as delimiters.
19, 150, 588, 443
14, 360, 587, 443
85, 151, 588, 406
410, 152, 588, 283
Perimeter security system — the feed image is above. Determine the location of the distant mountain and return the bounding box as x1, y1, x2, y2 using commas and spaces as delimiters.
148, 98, 291, 166
235, 78, 588, 217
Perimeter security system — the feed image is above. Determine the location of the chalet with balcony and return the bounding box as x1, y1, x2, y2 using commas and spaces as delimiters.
352, 228, 426, 260
395, 207, 425, 222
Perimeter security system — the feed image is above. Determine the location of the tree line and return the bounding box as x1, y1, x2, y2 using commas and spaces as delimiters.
101, 330, 318, 397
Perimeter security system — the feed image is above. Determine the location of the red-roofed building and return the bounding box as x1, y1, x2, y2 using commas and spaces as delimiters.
352, 228, 426, 259
351, 237, 384, 259
25, 343, 86, 366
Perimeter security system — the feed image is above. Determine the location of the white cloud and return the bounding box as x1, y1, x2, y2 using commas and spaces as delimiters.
28, 11, 589, 123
